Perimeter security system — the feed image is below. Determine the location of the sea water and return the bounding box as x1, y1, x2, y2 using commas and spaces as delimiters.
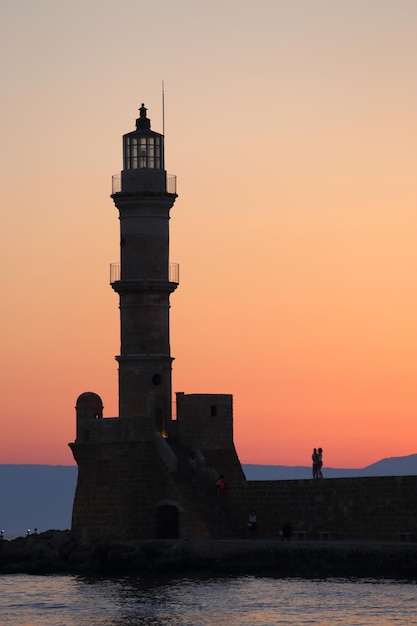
0, 574, 416, 625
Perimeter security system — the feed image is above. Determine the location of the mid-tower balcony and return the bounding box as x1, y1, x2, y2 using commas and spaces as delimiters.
112, 173, 177, 195
110, 262, 179, 285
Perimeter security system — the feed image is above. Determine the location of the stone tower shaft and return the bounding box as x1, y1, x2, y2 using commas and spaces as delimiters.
110, 104, 178, 435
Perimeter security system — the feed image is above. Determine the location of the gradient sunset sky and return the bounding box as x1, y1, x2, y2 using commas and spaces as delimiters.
1, 0, 416, 468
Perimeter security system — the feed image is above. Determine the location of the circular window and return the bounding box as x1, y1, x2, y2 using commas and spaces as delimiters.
152, 374, 162, 385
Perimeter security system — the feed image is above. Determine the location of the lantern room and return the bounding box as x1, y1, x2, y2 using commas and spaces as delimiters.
123, 103, 164, 171
117, 103, 168, 193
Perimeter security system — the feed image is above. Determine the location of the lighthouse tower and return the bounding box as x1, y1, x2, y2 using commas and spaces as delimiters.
70, 103, 244, 542
111, 103, 178, 437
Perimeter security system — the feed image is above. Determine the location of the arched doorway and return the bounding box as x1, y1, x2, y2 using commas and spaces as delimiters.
156, 504, 179, 539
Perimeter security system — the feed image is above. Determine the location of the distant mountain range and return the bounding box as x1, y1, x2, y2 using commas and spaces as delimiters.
0, 465, 76, 539
243, 453, 417, 480
0, 454, 416, 538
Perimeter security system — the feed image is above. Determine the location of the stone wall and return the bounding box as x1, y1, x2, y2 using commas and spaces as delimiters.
176, 393, 234, 450
222, 475, 417, 541
70, 440, 175, 541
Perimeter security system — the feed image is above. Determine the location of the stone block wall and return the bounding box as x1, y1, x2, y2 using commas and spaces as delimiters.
176, 393, 235, 450
223, 476, 417, 541
70, 440, 175, 541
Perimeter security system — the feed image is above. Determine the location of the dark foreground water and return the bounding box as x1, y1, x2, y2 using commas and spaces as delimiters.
0, 574, 416, 625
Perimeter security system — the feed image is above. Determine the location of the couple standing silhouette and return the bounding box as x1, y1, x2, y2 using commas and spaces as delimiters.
312, 447, 323, 479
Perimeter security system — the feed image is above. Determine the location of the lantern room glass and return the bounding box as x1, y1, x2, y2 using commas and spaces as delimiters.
123, 135, 162, 170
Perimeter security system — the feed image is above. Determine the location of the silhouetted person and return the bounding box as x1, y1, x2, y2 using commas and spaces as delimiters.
317, 447, 323, 478
280, 522, 292, 541
216, 475, 226, 500
312, 448, 319, 479
248, 510, 257, 539
189, 452, 197, 484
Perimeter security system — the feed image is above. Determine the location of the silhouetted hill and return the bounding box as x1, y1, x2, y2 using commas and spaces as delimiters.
358, 454, 417, 477
0, 455, 415, 537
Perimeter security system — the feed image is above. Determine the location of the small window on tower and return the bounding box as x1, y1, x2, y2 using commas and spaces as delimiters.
210, 405, 217, 417
152, 374, 162, 386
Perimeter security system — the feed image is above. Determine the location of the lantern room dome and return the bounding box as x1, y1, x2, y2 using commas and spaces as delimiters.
135, 103, 151, 131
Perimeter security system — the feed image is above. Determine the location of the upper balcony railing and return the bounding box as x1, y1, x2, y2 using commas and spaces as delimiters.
110, 262, 179, 285
112, 173, 177, 195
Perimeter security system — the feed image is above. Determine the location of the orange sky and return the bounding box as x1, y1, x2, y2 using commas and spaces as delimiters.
1, 0, 416, 468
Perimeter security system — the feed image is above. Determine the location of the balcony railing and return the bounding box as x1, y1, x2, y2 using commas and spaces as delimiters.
110, 262, 179, 284
169, 262, 180, 284
110, 263, 120, 283
111, 173, 177, 194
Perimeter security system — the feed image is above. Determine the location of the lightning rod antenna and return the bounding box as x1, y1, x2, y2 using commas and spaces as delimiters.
162, 80, 165, 137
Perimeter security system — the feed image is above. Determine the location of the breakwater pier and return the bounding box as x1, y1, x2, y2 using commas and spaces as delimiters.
1, 531, 416, 579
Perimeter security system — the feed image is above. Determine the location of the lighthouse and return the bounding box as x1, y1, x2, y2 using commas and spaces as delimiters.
70, 103, 244, 541
110, 103, 178, 437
